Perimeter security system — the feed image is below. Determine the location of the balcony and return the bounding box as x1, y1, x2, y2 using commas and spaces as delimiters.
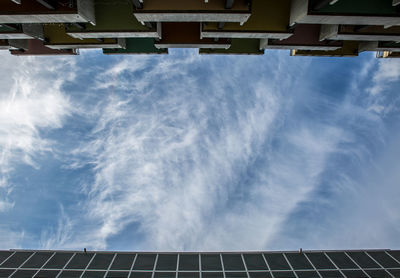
155, 22, 230, 49
43, 24, 125, 49
320, 25, 400, 41
103, 38, 167, 54
0, 23, 44, 40
290, 0, 400, 26
359, 41, 400, 52
0, 39, 9, 49
0, 0, 95, 24
260, 24, 342, 51
133, 0, 251, 24
201, 0, 293, 39
377, 51, 400, 58
199, 38, 264, 54
10, 38, 78, 55
67, 0, 160, 39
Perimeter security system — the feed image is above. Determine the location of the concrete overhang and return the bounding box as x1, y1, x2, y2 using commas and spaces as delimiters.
260, 24, 342, 50
154, 23, 231, 49
133, 0, 251, 23
8, 39, 28, 50
103, 38, 168, 55
0, 0, 95, 24
0, 39, 10, 49
377, 51, 400, 58
67, 22, 161, 39
67, 0, 160, 39
44, 24, 125, 49
320, 24, 400, 41
359, 41, 400, 52
200, 29, 293, 40
0, 24, 44, 40
290, 0, 400, 26
201, 0, 293, 39
10, 39, 78, 55
290, 41, 360, 57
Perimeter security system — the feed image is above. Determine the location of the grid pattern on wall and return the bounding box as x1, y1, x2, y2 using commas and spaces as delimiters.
0, 250, 400, 278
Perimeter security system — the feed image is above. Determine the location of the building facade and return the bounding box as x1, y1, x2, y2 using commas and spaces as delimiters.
0, 0, 400, 57
1, 249, 400, 278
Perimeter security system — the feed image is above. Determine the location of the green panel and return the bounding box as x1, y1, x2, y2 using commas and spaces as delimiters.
67, 0, 149, 32
103, 38, 167, 54
200, 39, 263, 55
310, 0, 398, 15
0, 25, 20, 32
203, 0, 290, 32
381, 41, 400, 48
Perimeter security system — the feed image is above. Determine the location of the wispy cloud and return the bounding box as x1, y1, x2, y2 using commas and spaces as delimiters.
0, 53, 76, 249
269, 56, 400, 250
40, 205, 74, 250
57, 52, 363, 251
1, 50, 399, 252
0, 54, 74, 212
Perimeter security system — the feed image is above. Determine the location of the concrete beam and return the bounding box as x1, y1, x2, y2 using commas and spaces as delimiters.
8, 39, 28, 50
393, 0, 400, 6
22, 24, 45, 41
131, 0, 143, 9
35, 0, 56, 10
319, 24, 338, 41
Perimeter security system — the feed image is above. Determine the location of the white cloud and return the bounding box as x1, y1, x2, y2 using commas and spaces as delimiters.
58, 53, 355, 251
0, 53, 74, 257
368, 59, 400, 96
40, 205, 74, 250
0, 226, 25, 249
1, 50, 398, 252
0, 54, 74, 208
266, 57, 400, 251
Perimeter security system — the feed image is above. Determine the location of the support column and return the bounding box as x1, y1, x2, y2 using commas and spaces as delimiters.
225, 0, 234, 9
131, 0, 143, 9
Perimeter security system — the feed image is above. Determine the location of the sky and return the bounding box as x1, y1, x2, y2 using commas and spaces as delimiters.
0, 49, 399, 252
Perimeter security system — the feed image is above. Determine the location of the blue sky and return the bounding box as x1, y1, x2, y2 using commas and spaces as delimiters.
0, 49, 399, 252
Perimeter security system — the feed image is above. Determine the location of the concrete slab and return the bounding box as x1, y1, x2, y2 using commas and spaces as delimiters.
44, 24, 125, 49
290, 41, 360, 57
133, 0, 251, 23
201, 0, 293, 39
